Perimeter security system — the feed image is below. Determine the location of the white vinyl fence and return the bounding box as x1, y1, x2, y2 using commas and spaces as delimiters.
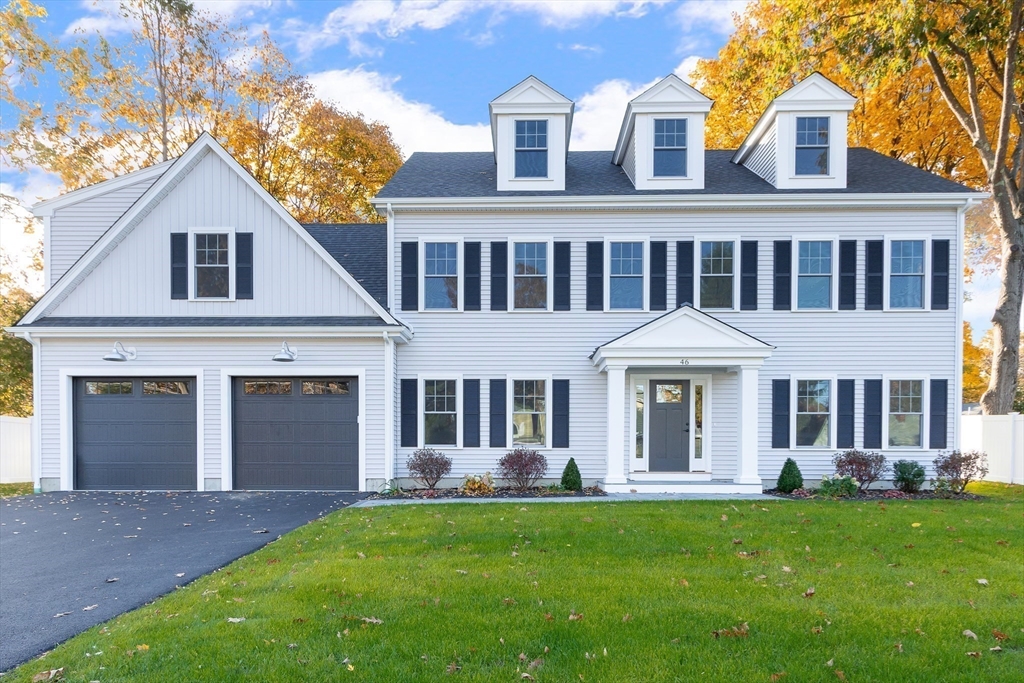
1, 415, 33, 484
961, 413, 1024, 485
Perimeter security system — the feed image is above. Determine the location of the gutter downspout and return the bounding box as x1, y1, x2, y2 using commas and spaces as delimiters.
22, 331, 42, 493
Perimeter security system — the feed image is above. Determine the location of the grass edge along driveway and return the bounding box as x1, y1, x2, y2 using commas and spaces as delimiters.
6, 483, 1022, 682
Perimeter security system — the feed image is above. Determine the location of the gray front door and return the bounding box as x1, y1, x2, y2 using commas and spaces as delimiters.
649, 380, 690, 472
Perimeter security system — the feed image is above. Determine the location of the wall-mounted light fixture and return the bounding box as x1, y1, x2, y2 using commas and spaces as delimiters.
272, 341, 298, 362
102, 341, 137, 362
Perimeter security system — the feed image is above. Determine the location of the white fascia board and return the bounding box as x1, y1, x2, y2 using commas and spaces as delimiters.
611, 103, 635, 166
591, 348, 772, 372
6, 325, 412, 341
31, 160, 176, 217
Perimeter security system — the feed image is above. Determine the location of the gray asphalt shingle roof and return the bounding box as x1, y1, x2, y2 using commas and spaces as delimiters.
24, 316, 387, 327
375, 148, 973, 199
302, 223, 388, 307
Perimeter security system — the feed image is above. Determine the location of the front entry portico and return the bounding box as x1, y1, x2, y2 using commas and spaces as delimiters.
591, 306, 774, 494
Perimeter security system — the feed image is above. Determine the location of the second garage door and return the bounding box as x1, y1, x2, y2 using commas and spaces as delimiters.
233, 377, 359, 490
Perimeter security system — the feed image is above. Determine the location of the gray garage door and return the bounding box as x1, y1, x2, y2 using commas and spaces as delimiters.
74, 378, 197, 490
233, 377, 359, 490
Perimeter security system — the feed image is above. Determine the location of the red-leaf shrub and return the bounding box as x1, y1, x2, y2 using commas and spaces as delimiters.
832, 450, 887, 491
406, 448, 452, 489
933, 450, 989, 493
497, 447, 548, 491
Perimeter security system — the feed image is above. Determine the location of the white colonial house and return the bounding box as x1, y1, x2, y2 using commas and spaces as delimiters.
11, 73, 983, 494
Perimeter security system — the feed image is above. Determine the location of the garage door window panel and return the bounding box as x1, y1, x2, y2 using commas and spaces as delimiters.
302, 380, 350, 395
85, 381, 133, 395
143, 380, 190, 395
244, 380, 293, 395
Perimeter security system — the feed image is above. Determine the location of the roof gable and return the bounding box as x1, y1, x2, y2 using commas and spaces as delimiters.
773, 72, 856, 110
599, 306, 772, 352
630, 74, 712, 106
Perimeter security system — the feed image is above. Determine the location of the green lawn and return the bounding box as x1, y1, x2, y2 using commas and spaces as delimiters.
8, 484, 1022, 682
0, 482, 33, 498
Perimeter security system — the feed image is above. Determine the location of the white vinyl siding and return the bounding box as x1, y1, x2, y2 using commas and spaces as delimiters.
742, 120, 777, 186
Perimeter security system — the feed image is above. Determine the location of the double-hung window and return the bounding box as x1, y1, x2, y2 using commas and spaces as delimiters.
888, 380, 923, 447
424, 242, 458, 310
699, 241, 734, 309
795, 117, 829, 175
609, 241, 644, 309
513, 242, 548, 310
797, 240, 832, 309
515, 120, 547, 178
194, 233, 230, 298
512, 379, 547, 446
653, 119, 687, 177
424, 379, 458, 447
795, 379, 831, 447
889, 240, 925, 309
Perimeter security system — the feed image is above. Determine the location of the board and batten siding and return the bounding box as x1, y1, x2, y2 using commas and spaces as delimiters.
36, 336, 388, 487
743, 120, 778, 186
48, 149, 376, 318
392, 206, 959, 482
48, 178, 160, 286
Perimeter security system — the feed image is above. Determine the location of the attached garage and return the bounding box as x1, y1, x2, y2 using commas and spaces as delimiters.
233, 377, 359, 490
74, 377, 198, 490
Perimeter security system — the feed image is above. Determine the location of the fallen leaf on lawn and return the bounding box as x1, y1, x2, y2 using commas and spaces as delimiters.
826, 659, 834, 667
503, 598, 517, 606
671, 638, 680, 644
679, 579, 689, 587
835, 671, 846, 681
966, 652, 981, 659
227, 617, 245, 623
356, 552, 366, 559
977, 579, 989, 586
990, 646, 1003, 652
499, 638, 505, 645
584, 652, 594, 660
992, 629, 1008, 641
136, 644, 149, 651
905, 544, 915, 549
456, 569, 468, 575
754, 575, 767, 581
894, 642, 903, 652
569, 610, 584, 621
544, 613, 554, 621
347, 664, 354, 671
996, 539, 1008, 546
529, 658, 543, 670
82, 605, 98, 611
721, 515, 728, 521
732, 538, 743, 545
770, 674, 787, 682
712, 622, 749, 638
287, 644, 298, 649
911, 523, 921, 527
811, 626, 823, 635
915, 628, 926, 636
622, 614, 632, 622
31, 669, 63, 682
446, 662, 461, 674
105, 577, 119, 583
53, 612, 71, 618
963, 630, 978, 640
805, 546, 811, 552
906, 582, 914, 587
482, 573, 491, 578
520, 675, 535, 681
803, 587, 816, 598
361, 616, 383, 625
782, 566, 792, 573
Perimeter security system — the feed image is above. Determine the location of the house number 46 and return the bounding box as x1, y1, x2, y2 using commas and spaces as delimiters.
679, 359, 690, 365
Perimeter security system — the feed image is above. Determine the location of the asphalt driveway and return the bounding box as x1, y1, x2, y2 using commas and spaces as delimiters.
0, 490, 363, 672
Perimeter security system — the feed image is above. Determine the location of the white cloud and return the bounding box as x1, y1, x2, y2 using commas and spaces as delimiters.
0, 196, 44, 296
674, 55, 702, 85
674, 0, 748, 34
66, 0, 279, 37
571, 77, 656, 151
565, 43, 603, 54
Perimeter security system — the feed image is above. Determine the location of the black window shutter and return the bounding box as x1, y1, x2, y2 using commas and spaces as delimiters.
489, 379, 507, 448
490, 242, 508, 311
838, 240, 856, 310
931, 240, 950, 310
929, 379, 948, 449
773, 241, 791, 310
863, 379, 883, 448
771, 379, 790, 448
740, 240, 758, 310
586, 241, 603, 310
837, 379, 855, 448
865, 240, 884, 310
676, 241, 694, 307
401, 242, 418, 311
463, 379, 480, 448
235, 232, 253, 300
400, 378, 418, 448
650, 241, 667, 311
552, 379, 570, 448
554, 241, 571, 311
171, 233, 188, 299
464, 242, 481, 311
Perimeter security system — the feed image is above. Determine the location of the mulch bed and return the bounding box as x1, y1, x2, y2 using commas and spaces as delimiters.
367, 486, 606, 501
765, 488, 985, 501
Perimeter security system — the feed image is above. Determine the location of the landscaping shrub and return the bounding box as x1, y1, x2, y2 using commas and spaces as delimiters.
892, 459, 926, 493
406, 448, 452, 490
497, 447, 548, 491
460, 472, 494, 495
933, 450, 989, 493
832, 450, 887, 491
776, 458, 804, 493
818, 474, 858, 498
560, 457, 583, 491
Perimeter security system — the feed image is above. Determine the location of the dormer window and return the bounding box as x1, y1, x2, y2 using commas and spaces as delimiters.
515, 120, 548, 178
653, 119, 687, 177
795, 117, 829, 175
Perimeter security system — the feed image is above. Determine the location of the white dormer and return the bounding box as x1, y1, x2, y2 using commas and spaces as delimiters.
612, 74, 713, 190
732, 72, 856, 189
490, 76, 574, 192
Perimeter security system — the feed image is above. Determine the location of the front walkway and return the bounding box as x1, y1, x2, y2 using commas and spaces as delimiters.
351, 492, 778, 507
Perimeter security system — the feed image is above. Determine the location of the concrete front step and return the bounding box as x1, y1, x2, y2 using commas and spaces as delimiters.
602, 480, 764, 494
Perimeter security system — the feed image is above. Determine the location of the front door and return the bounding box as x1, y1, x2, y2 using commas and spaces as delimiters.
649, 380, 690, 472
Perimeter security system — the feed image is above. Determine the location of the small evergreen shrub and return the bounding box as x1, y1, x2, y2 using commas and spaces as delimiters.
933, 450, 989, 493
832, 450, 887, 491
776, 458, 804, 493
498, 448, 548, 491
460, 472, 495, 495
892, 459, 926, 493
406, 448, 452, 490
817, 474, 858, 498
560, 457, 583, 491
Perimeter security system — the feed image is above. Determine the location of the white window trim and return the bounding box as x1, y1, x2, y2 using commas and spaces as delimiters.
418, 375, 463, 450
512, 117, 551, 181
649, 117, 689, 179
882, 374, 930, 451
508, 237, 554, 312
604, 237, 650, 312
695, 237, 740, 311
790, 375, 837, 450
791, 236, 840, 312
883, 235, 931, 312
629, 373, 712, 474
793, 115, 834, 178
187, 226, 236, 302
507, 374, 553, 450
419, 237, 464, 313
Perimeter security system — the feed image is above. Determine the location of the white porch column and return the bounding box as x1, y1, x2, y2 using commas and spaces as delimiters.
605, 365, 628, 484
735, 364, 762, 485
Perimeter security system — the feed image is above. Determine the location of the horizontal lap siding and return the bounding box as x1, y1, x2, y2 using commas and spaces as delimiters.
37, 337, 386, 484
744, 122, 777, 185
393, 207, 958, 481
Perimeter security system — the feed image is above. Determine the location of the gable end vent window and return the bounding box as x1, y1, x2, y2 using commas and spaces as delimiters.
797, 240, 832, 309
195, 233, 230, 298
796, 379, 831, 447
610, 241, 644, 309
890, 240, 925, 309
700, 241, 734, 309
514, 242, 548, 310
653, 119, 687, 177
515, 120, 547, 178
424, 380, 457, 447
795, 117, 829, 175
889, 380, 923, 447
424, 242, 458, 310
